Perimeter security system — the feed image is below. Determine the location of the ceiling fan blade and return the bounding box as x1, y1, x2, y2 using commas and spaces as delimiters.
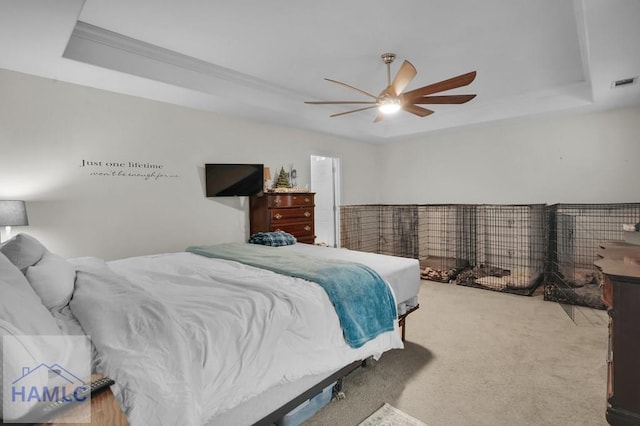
402, 104, 434, 117
402, 71, 477, 99
374, 112, 384, 123
325, 78, 378, 99
409, 94, 476, 104
305, 101, 377, 105
390, 60, 417, 96
329, 105, 378, 118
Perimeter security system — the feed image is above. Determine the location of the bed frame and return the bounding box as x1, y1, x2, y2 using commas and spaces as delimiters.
398, 304, 420, 341
252, 304, 420, 425
254, 360, 363, 425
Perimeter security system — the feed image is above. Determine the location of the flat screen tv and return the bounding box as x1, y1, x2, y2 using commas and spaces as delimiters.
205, 163, 264, 197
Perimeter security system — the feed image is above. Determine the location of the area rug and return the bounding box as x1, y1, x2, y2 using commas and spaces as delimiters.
358, 403, 427, 426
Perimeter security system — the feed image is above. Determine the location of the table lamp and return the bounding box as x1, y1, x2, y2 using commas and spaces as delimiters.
0, 200, 29, 242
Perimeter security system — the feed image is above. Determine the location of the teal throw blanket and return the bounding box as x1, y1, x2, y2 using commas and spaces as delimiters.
186, 243, 397, 348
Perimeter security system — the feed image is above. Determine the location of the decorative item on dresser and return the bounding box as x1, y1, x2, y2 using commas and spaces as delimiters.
595, 241, 640, 426
250, 192, 315, 244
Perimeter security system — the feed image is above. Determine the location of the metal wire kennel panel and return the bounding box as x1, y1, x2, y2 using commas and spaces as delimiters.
544, 203, 640, 309
340, 205, 381, 254
418, 205, 476, 282
377, 205, 419, 258
456, 204, 547, 295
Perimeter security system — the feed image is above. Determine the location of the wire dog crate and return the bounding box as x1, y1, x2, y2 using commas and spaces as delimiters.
341, 204, 546, 292
340, 204, 472, 279
456, 204, 547, 295
340, 205, 419, 258
340, 205, 381, 254
417, 205, 476, 282
544, 203, 640, 309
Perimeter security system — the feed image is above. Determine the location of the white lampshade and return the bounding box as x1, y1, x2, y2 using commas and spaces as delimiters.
0, 200, 29, 226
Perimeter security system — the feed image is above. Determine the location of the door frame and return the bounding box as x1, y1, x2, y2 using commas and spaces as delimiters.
310, 155, 341, 247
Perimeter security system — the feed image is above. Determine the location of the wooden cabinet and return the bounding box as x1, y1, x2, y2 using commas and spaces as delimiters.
595, 241, 640, 426
250, 192, 315, 244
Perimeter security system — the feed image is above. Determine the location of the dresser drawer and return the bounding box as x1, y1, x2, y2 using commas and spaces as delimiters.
270, 222, 314, 238
602, 275, 613, 308
607, 315, 614, 399
296, 236, 316, 244
268, 194, 314, 208
270, 207, 313, 223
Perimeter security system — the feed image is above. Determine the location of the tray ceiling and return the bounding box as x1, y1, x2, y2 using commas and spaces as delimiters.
1, 0, 638, 143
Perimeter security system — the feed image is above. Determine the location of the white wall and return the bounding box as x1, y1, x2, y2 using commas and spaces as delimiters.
375, 107, 640, 204
3, 68, 639, 259
0, 69, 377, 259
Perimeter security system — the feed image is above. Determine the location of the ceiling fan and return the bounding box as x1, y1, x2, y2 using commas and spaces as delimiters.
305, 53, 477, 122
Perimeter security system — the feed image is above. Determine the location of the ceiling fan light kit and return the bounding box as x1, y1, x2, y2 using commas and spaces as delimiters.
305, 53, 477, 122
378, 98, 401, 114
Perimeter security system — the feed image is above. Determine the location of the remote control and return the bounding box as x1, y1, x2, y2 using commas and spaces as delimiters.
41, 377, 115, 413
16, 376, 116, 423
89, 376, 116, 396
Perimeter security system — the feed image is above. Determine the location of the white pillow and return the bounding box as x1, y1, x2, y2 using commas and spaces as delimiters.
26, 252, 76, 311
0, 233, 46, 272
0, 248, 32, 290
0, 253, 64, 419
0, 253, 61, 336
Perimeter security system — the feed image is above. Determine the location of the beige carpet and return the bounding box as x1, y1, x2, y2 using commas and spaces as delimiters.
306, 280, 608, 426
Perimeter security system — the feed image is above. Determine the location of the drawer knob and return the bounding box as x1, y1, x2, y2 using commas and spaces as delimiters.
304, 198, 310, 203
274, 199, 281, 204
274, 213, 282, 220
275, 228, 282, 232
304, 211, 311, 217
304, 225, 311, 231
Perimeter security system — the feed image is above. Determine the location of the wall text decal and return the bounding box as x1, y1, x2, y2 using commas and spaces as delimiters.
80, 159, 180, 181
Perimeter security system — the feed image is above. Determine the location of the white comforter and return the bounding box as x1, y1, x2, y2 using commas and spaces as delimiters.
69, 252, 402, 426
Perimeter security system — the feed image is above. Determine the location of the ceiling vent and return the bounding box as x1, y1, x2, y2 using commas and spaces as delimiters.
611, 77, 637, 88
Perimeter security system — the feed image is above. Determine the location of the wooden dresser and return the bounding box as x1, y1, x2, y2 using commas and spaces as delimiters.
595, 241, 640, 426
249, 192, 315, 244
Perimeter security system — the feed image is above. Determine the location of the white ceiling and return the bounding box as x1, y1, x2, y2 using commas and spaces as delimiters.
1, 0, 639, 143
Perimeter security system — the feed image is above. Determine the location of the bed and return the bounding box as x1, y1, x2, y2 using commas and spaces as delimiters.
0, 234, 421, 425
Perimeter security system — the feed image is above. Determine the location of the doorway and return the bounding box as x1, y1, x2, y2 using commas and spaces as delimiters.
310, 155, 340, 247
